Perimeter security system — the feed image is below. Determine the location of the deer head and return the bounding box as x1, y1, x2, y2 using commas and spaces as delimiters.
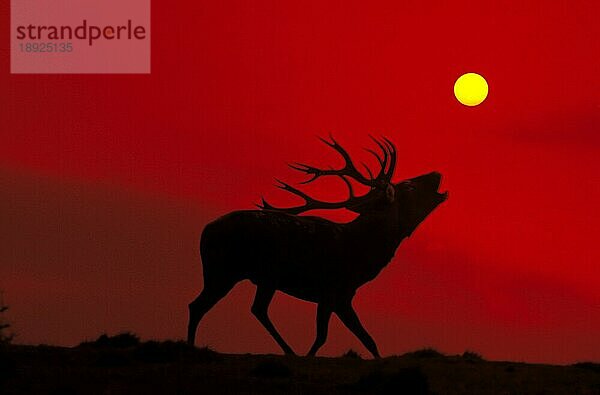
393, 171, 448, 237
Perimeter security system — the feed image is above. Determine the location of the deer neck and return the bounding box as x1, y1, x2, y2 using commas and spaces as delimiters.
344, 211, 405, 277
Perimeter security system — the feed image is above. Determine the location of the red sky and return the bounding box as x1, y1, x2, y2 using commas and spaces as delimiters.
1, 1, 599, 364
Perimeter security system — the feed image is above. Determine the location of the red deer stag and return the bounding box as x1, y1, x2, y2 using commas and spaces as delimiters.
188, 136, 447, 358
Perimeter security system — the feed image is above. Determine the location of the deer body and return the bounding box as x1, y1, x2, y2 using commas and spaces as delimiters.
201, 209, 402, 303
188, 137, 447, 357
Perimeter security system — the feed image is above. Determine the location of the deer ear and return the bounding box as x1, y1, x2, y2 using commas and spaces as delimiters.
385, 184, 395, 203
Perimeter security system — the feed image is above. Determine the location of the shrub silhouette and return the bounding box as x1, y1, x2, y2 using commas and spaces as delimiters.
0, 293, 14, 345
402, 348, 445, 359
133, 340, 219, 363
77, 334, 221, 366
340, 349, 363, 359
78, 332, 140, 348
462, 350, 484, 362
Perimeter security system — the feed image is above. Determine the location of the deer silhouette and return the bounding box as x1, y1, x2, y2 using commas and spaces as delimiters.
187, 136, 447, 358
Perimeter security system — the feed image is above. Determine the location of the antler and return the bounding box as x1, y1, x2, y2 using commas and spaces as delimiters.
257, 136, 397, 214
364, 135, 397, 186
288, 134, 374, 186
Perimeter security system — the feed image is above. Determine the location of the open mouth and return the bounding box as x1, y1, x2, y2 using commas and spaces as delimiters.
432, 172, 448, 200
436, 184, 449, 200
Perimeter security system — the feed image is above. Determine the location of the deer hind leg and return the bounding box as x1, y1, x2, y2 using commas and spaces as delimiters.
336, 302, 381, 358
307, 303, 332, 356
187, 279, 237, 346
251, 286, 296, 356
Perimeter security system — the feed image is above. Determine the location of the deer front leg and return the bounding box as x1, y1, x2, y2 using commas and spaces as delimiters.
251, 286, 296, 355
307, 303, 332, 356
336, 302, 381, 358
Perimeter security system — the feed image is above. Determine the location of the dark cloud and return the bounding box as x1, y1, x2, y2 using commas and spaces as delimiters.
504, 111, 600, 148
0, 168, 211, 345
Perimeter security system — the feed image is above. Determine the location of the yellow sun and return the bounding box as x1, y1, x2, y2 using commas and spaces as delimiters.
454, 72, 488, 106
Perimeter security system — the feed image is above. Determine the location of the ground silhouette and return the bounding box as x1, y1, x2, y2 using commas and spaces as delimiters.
1, 334, 599, 394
